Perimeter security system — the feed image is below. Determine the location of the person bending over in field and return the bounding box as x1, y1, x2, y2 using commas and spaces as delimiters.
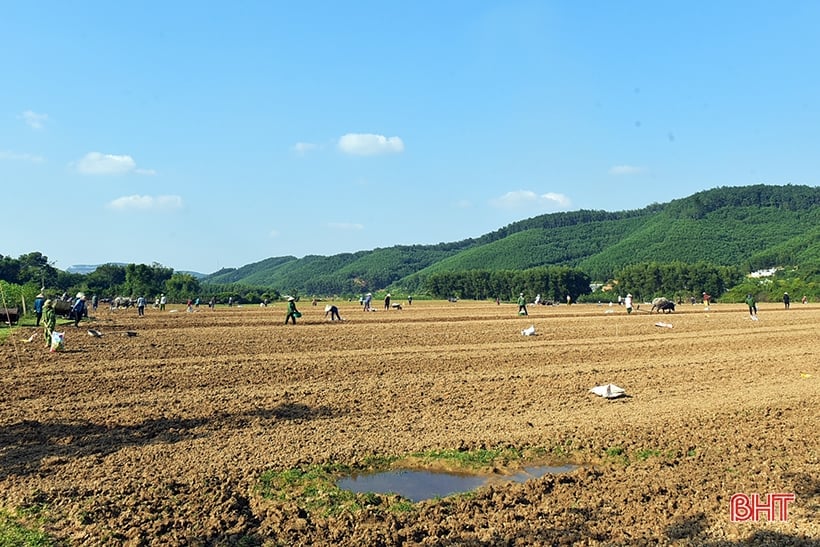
324, 304, 342, 321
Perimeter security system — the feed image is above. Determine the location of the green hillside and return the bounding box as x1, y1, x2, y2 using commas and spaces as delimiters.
203, 245, 471, 295
578, 205, 820, 280
205, 256, 298, 284
201, 184, 820, 295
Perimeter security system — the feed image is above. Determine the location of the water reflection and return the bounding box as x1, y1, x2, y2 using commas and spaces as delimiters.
337, 464, 577, 502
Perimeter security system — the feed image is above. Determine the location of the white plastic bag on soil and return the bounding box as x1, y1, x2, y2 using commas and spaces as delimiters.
590, 384, 626, 399
50, 331, 65, 352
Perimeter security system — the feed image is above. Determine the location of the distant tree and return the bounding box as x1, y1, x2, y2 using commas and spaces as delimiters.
165, 273, 201, 301
0, 255, 22, 284
124, 263, 174, 297
424, 266, 590, 302
85, 264, 127, 296
616, 261, 742, 300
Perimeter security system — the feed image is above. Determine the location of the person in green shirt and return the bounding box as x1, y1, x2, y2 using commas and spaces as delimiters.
285, 296, 300, 324
43, 299, 56, 347
517, 293, 528, 316
745, 294, 757, 318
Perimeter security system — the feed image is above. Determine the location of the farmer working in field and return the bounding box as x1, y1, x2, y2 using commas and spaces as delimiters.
324, 304, 342, 321
34, 292, 45, 326
517, 293, 528, 316
285, 296, 300, 324
43, 299, 56, 348
71, 293, 87, 327
745, 294, 758, 318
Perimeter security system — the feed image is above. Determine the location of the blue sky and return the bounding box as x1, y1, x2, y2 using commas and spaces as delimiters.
3, 1, 819, 274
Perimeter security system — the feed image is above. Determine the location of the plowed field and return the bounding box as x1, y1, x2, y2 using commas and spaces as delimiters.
1, 300, 818, 546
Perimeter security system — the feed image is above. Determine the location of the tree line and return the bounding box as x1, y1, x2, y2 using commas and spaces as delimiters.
423, 266, 592, 302
612, 261, 744, 302
0, 253, 280, 309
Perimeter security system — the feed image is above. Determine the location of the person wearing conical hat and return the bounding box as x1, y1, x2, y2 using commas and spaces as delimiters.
43, 299, 56, 347
285, 296, 300, 325
324, 304, 342, 321
71, 294, 87, 327
34, 292, 45, 326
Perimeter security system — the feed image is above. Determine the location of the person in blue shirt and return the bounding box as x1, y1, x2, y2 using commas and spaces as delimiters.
33, 293, 45, 326
71, 293, 87, 327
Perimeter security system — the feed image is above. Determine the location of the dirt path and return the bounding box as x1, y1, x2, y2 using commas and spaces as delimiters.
1, 301, 818, 545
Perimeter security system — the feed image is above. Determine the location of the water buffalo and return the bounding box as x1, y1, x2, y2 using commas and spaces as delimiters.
651, 297, 676, 313
53, 300, 74, 318
1, 307, 19, 325
112, 296, 133, 309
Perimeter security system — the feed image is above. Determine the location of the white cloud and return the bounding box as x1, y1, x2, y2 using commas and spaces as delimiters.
75, 152, 155, 175
609, 165, 646, 175
455, 199, 473, 209
76, 152, 136, 175
338, 133, 404, 156
20, 110, 48, 129
106, 195, 183, 211
269, 229, 280, 238
490, 190, 571, 210
327, 222, 364, 231
292, 142, 318, 154
0, 150, 45, 163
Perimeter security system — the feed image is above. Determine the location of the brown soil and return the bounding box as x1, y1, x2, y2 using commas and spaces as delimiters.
1, 300, 818, 546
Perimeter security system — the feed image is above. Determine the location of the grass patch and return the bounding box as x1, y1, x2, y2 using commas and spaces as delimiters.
603, 445, 631, 466
605, 446, 623, 457
0, 323, 25, 343
635, 449, 662, 461
604, 446, 686, 466
406, 446, 524, 470
258, 466, 347, 513
0, 508, 52, 547
388, 499, 415, 513
550, 440, 573, 459
257, 455, 403, 517
256, 445, 547, 517
257, 463, 392, 517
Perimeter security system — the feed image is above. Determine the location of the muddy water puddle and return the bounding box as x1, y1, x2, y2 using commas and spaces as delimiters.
337, 464, 577, 502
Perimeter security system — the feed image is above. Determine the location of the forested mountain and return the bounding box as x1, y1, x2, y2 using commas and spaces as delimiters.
203, 246, 466, 295
201, 184, 820, 295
